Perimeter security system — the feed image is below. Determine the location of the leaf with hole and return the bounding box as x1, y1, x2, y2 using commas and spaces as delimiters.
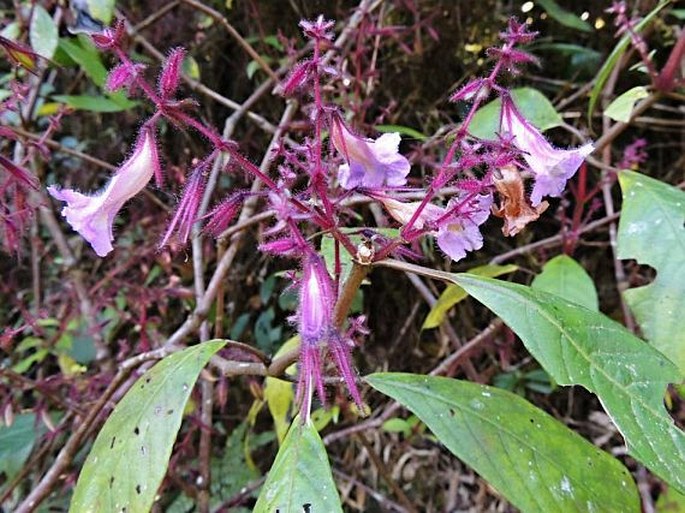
367, 373, 639, 513
69, 341, 225, 513
254, 415, 342, 513
451, 273, 685, 493
617, 170, 685, 372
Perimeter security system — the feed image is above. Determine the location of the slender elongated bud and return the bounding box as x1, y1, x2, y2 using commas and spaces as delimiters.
158, 47, 186, 99
299, 254, 334, 344
160, 160, 208, 247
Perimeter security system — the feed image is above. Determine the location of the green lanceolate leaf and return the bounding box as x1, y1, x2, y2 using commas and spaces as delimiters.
52, 94, 137, 113
536, 0, 593, 32
375, 124, 428, 141
532, 255, 598, 311
59, 37, 108, 87
588, 1, 669, 122
451, 273, 685, 493
469, 87, 563, 140
254, 415, 342, 513
367, 373, 639, 513
423, 264, 517, 329
69, 341, 225, 513
617, 170, 685, 372
29, 5, 58, 59
604, 86, 649, 123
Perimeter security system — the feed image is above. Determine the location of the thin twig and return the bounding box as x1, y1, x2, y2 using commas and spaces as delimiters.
356, 433, 419, 513
179, 0, 279, 83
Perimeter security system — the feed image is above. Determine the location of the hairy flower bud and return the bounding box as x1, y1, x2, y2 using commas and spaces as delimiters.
158, 47, 186, 99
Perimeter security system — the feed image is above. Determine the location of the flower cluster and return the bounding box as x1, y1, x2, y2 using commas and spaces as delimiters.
45, 16, 593, 420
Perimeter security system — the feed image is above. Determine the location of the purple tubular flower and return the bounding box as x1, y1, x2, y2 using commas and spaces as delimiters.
48, 127, 160, 257
297, 254, 363, 417
330, 114, 410, 190
435, 193, 493, 261
382, 192, 493, 262
500, 95, 593, 206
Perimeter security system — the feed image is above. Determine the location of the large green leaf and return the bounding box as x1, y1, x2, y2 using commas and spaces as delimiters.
588, 1, 669, 122
531, 255, 598, 311
451, 273, 685, 493
367, 373, 639, 513
469, 87, 563, 140
617, 170, 685, 372
69, 341, 225, 513
422, 264, 517, 329
29, 5, 58, 59
254, 415, 342, 513
0, 413, 43, 481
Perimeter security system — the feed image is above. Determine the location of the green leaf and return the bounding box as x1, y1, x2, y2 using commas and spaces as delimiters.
254, 415, 342, 513
617, 170, 685, 372
536, 0, 593, 32
182, 55, 201, 81
656, 486, 685, 512
59, 37, 107, 87
588, 1, 669, 122
376, 124, 428, 141
532, 255, 598, 311
69, 341, 225, 513
86, 0, 115, 25
30, 5, 58, 59
469, 87, 563, 140
265, 337, 298, 444
367, 373, 639, 513
451, 273, 685, 493
52, 94, 137, 113
0, 413, 44, 481
604, 86, 650, 123
422, 264, 517, 329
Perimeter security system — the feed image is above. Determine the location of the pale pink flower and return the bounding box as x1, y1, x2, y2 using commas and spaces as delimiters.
48, 127, 160, 257
330, 115, 410, 189
382, 192, 492, 261
500, 95, 593, 206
